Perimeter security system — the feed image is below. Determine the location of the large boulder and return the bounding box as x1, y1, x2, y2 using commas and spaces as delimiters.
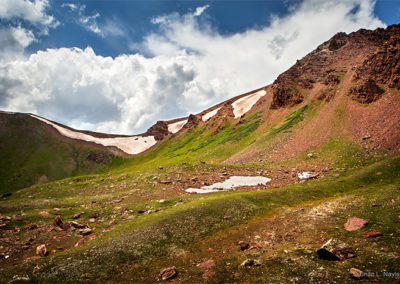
317, 238, 356, 260
344, 217, 368, 231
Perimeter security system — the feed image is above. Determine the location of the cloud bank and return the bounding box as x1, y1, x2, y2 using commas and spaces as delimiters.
0, 0, 385, 134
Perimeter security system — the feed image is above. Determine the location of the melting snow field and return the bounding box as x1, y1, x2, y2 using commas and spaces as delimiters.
168, 120, 187, 134
202, 107, 221, 122
232, 90, 266, 119
30, 115, 156, 155
298, 172, 312, 179
185, 176, 271, 194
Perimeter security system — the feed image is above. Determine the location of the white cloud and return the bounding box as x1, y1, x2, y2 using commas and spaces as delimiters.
0, 0, 57, 27
0, 0, 386, 135
62, 3, 103, 35
193, 5, 210, 17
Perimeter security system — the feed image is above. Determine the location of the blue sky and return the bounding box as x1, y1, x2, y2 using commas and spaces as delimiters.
0, 0, 399, 134
27, 0, 400, 57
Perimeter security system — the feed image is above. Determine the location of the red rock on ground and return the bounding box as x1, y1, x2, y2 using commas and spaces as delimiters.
238, 241, 250, 251
53, 215, 64, 227
344, 217, 368, 231
202, 271, 215, 279
350, 268, 363, 279
36, 244, 48, 257
362, 231, 383, 238
39, 211, 51, 217
317, 238, 356, 260
197, 259, 215, 269
158, 266, 177, 281
74, 234, 95, 247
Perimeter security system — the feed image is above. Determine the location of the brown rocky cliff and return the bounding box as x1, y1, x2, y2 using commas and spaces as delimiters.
270, 24, 400, 109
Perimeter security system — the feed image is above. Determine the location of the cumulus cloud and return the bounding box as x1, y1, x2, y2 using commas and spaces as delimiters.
0, 0, 58, 28
0, 0, 386, 135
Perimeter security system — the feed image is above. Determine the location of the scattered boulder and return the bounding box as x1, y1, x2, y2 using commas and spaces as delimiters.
158, 266, 177, 281
70, 221, 86, 228
197, 259, 215, 269
238, 241, 250, 251
361, 231, 383, 238
53, 215, 64, 227
36, 244, 48, 257
39, 211, 51, 217
74, 234, 95, 247
24, 224, 38, 231
80, 228, 92, 235
350, 268, 363, 279
240, 259, 254, 267
202, 271, 215, 279
344, 217, 368, 231
72, 212, 84, 219
317, 238, 356, 260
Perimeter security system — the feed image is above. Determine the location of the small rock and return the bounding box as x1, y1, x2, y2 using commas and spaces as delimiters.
361, 231, 382, 238
24, 224, 38, 230
207, 248, 215, 252
53, 208, 60, 212
238, 241, 249, 251
70, 221, 86, 228
89, 218, 96, 223
108, 220, 117, 226
317, 238, 356, 260
344, 217, 368, 231
158, 266, 177, 281
362, 135, 371, 140
197, 259, 215, 269
350, 268, 363, 279
53, 215, 64, 227
81, 228, 92, 235
240, 259, 254, 267
376, 172, 382, 176
89, 213, 99, 219
202, 271, 215, 279
72, 212, 84, 219
307, 153, 314, 158
39, 211, 51, 217
36, 244, 48, 257
74, 234, 95, 247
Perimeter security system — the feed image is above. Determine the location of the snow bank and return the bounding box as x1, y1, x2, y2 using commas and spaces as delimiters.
232, 90, 266, 119
298, 172, 312, 179
168, 120, 187, 134
202, 107, 221, 122
30, 115, 156, 155
186, 176, 271, 194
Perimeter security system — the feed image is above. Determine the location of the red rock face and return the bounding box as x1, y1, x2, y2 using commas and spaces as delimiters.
355, 25, 400, 90
349, 79, 384, 104
270, 24, 400, 109
344, 217, 368, 231
145, 120, 170, 141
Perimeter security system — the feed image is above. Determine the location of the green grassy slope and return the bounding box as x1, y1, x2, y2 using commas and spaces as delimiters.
0, 113, 118, 194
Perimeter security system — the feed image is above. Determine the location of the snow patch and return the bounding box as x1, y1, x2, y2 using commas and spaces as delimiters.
186, 176, 271, 194
30, 115, 156, 155
202, 107, 221, 122
232, 90, 266, 119
298, 172, 311, 179
168, 120, 187, 134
